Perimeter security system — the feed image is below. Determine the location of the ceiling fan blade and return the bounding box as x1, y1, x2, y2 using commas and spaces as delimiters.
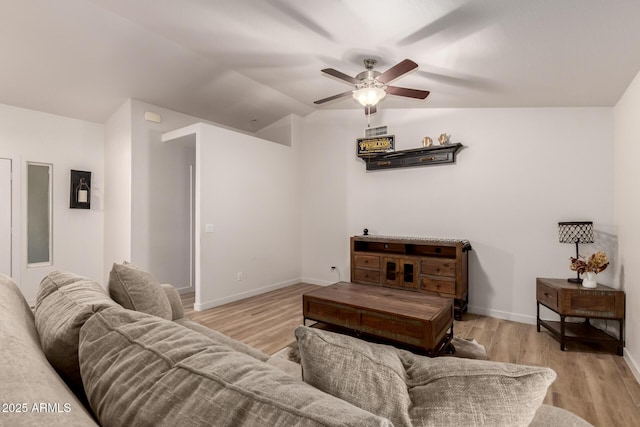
385, 85, 430, 100
364, 104, 377, 116
314, 90, 353, 104
321, 68, 360, 85
377, 59, 418, 84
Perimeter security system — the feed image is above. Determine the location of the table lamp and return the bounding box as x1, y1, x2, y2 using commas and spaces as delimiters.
558, 221, 594, 283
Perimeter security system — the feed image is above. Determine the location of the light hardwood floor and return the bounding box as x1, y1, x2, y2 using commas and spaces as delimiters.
182, 283, 640, 427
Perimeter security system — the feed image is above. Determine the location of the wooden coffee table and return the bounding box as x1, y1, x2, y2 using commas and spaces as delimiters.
302, 282, 454, 356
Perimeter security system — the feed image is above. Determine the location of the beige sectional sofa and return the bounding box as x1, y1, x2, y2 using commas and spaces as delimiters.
0, 268, 592, 426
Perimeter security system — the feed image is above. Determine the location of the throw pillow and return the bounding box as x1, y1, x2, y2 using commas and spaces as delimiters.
108, 261, 172, 320
295, 326, 556, 427
295, 325, 413, 426
401, 350, 556, 426
79, 307, 392, 427
34, 270, 118, 397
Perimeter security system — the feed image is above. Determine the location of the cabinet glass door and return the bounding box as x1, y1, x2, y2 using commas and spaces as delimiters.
383, 257, 419, 288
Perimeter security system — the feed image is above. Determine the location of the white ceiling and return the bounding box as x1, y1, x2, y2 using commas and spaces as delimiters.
2, 0, 640, 133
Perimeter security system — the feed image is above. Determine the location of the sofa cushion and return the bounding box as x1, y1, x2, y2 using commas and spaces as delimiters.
34, 270, 118, 397
108, 262, 172, 320
1, 274, 99, 426
295, 326, 556, 427
79, 307, 392, 427
175, 317, 270, 362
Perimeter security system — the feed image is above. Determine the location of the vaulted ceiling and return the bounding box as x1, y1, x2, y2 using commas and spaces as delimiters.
2, 0, 640, 132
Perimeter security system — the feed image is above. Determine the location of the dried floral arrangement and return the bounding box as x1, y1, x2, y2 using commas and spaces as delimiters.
570, 251, 609, 274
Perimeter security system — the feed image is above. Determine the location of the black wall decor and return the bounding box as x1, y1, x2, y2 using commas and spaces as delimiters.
70, 170, 91, 209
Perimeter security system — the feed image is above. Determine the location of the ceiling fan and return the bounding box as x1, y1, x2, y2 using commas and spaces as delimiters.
314, 58, 430, 115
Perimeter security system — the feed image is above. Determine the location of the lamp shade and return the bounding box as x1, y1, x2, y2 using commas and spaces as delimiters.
353, 87, 386, 106
558, 221, 594, 244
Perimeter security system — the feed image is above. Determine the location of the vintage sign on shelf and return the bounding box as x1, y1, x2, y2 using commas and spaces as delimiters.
357, 135, 395, 157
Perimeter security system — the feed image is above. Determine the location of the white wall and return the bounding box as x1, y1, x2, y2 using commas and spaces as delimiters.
614, 69, 640, 378
301, 108, 614, 323
103, 99, 132, 283
196, 122, 302, 309
0, 103, 104, 302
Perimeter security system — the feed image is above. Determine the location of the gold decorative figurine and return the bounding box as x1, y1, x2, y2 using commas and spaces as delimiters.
438, 133, 450, 145
422, 136, 433, 147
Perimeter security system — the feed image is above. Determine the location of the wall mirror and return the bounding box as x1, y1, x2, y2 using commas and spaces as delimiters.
27, 162, 52, 266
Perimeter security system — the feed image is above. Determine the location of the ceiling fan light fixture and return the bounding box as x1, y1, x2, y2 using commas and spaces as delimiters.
353, 86, 386, 106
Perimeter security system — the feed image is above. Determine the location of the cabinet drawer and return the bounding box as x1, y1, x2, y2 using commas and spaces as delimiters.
421, 258, 456, 278
537, 283, 558, 309
421, 276, 456, 295
404, 151, 453, 166
353, 268, 381, 284
366, 157, 404, 170
354, 254, 380, 269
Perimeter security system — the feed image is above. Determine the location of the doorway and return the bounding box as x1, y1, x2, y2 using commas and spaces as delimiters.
149, 135, 195, 292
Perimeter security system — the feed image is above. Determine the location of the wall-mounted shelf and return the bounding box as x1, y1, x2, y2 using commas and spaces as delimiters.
360, 143, 463, 171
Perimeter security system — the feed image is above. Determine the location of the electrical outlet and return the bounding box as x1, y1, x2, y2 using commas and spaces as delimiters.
237, 272, 243, 281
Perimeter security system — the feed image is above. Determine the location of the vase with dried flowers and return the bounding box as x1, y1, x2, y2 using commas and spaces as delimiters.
569, 251, 609, 288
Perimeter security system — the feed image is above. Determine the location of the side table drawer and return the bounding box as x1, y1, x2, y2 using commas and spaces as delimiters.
566, 292, 623, 318
537, 283, 558, 309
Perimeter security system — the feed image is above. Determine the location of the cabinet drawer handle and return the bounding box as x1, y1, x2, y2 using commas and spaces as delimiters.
377, 161, 391, 166
419, 156, 436, 162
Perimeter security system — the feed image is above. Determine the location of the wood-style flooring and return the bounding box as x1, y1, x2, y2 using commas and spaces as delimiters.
182, 283, 640, 427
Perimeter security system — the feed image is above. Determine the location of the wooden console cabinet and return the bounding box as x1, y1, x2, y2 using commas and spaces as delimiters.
351, 235, 471, 320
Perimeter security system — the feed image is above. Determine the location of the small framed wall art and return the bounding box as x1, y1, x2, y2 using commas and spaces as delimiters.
357, 135, 395, 157
70, 170, 91, 209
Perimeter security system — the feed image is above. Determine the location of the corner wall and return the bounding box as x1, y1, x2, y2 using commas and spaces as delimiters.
301, 107, 614, 323
104, 100, 132, 283
614, 69, 640, 378
196, 122, 302, 309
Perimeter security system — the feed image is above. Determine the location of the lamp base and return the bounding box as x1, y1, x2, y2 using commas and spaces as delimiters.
568, 277, 583, 284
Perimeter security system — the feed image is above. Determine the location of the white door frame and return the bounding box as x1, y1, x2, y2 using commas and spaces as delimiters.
0, 156, 21, 282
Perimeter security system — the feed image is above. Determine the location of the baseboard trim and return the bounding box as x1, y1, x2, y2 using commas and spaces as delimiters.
194, 278, 301, 311
467, 305, 536, 325
624, 349, 640, 383
176, 286, 194, 295
300, 276, 336, 286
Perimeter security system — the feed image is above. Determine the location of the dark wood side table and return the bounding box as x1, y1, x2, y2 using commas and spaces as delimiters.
536, 278, 625, 356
